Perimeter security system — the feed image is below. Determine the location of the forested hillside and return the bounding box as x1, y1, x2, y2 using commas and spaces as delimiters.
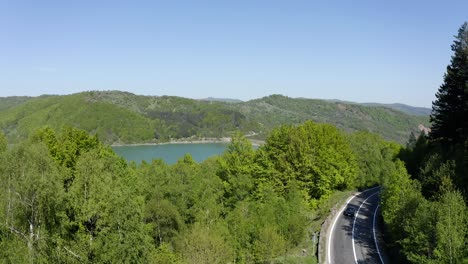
361, 102, 431, 116
239, 95, 428, 143
0, 96, 33, 112
0, 93, 158, 144
0, 91, 428, 145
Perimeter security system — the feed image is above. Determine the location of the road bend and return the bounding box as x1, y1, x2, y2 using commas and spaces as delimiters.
327, 187, 388, 264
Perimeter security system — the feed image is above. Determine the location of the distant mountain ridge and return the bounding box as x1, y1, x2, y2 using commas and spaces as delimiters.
0, 91, 429, 145
199, 97, 243, 103
0, 96, 33, 111
361, 103, 431, 116
325, 99, 431, 116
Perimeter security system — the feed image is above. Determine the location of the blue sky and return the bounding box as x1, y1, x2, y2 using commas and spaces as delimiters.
1, 0, 467, 107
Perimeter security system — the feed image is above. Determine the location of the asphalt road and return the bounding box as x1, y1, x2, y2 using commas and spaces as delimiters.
328, 187, 388, 264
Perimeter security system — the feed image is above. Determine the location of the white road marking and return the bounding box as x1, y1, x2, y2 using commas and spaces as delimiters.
373, 205, 385, 264
327, 186, 380, 264
328, 196, 354, 264
352, 191, 379, 264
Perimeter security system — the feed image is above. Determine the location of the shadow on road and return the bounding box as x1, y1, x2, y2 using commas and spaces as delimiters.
340, 193, 383, 263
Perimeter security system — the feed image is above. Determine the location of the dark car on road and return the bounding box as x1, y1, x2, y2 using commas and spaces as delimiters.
343, 207, 356, 217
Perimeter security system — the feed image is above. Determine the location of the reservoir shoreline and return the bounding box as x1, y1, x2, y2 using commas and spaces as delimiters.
111, 137, 264, 147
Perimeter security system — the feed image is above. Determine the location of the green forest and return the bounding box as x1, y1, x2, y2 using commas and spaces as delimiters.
380, 22, 468, 263
0, 21, 466, 264
0, 90, 427, 145
0, 120, 400, 263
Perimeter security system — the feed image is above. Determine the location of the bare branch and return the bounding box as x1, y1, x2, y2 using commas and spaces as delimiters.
63, 246, 83, 261
7, 225, 28, 241
14, 191, 33, 207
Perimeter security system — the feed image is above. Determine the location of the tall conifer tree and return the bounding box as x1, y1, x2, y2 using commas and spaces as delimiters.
430, 22, 468, 144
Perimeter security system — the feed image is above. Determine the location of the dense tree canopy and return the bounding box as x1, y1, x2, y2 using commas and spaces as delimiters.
0, 118, 404, 263
0, 128, 152, 263
255, 121, 358, 199
382, 22, 468, 264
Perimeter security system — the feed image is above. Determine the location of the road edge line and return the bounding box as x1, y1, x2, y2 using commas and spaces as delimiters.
373, 205, 385, 264
352, 191, 379, 264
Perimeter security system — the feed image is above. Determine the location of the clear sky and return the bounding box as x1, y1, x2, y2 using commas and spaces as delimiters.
1, 0, 467, 107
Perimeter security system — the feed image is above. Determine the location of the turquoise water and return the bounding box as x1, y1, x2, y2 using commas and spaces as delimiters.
112, 143, 229, 164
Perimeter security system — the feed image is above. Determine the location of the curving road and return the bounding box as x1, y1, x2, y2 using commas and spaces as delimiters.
327, 187, 388, 264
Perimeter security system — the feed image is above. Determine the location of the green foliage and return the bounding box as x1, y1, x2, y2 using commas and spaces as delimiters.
0, 142, 65, 262
0, 131, 6, 153
180, 222, 234, 264
419, 157, 457, 199
381, 161, 423, 241
399, 132, 429, 178
217, 132, 256, 208
387, 189, 468, 264
400, 198, 437, 263
224, 182, 309, 263
348, 131, 397, 188
0, 233, 30, 264
256, 121, 358, 198
151, 243, 182, 264
382, 155, 468, 263
0, 121, 404, 263
65, 149, 151, 263
434, 191, 467, 264
253, 225, 287, 262
0, 128, 154, 263
34, 126, 102, 169
145, 198, 183, 246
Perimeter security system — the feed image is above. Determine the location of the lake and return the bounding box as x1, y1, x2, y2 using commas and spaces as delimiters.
112, 143, 229, 164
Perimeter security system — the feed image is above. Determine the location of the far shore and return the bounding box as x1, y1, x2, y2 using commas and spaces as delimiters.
111, 138, 264, 147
